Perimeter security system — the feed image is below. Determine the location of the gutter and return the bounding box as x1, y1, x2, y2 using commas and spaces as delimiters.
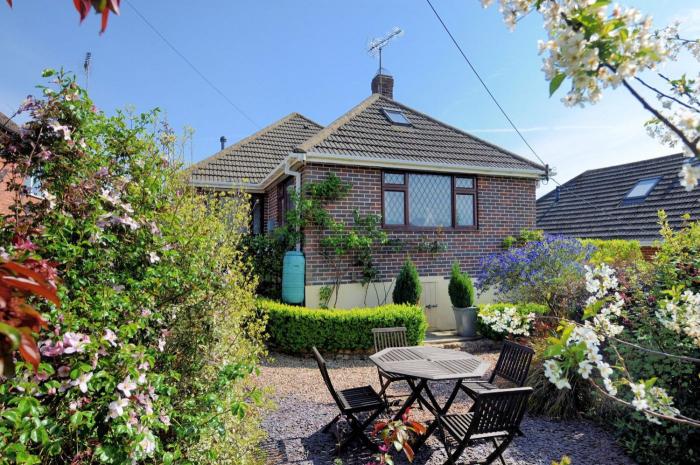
301, 151, 547, 179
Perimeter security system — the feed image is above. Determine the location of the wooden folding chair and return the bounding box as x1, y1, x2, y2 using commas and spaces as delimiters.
461, 341, 534, 400
371, 327, 417, 403
437, 387, 532, 465
312, 347, 387, 452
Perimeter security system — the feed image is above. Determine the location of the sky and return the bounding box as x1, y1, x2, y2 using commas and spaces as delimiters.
2, 0, 700, 197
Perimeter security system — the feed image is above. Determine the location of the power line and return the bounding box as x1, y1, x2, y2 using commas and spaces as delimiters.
124, 0, 259, 129
424, 0, 621, 222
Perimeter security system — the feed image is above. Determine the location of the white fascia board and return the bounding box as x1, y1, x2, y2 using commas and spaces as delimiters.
302, 151, 545, 179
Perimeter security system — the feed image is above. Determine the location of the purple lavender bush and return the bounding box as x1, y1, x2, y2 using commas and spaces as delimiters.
478, 235, 593, 317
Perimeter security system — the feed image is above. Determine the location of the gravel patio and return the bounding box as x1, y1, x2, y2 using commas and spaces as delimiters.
255, 346, 636, 465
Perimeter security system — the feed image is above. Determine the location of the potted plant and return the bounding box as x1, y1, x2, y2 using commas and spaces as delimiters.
448, 261, 477, 337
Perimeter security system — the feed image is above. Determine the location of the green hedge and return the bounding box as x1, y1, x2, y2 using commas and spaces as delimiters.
477, 302, 548, 340
580, 238, 643, 267
258, 299, 428, 353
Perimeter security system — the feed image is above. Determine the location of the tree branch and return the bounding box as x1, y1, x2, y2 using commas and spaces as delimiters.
633, 76, 700, 113
620, 76, 699, 156
588, 379, 700, 428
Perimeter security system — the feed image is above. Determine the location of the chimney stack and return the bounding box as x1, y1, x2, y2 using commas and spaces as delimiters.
220, 136, 227, 151
371, 72, 394, 99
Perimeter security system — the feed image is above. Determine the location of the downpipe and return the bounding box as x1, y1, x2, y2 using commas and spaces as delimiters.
284, 157, 302, 252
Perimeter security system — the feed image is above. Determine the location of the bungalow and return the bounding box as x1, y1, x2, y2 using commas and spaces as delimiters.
189, 73, 547, 329
536, 153, 700, 257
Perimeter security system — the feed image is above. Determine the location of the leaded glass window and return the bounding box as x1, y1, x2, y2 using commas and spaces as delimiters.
380, 171, 478, 229
408, 174, 451, 227
456, 194, 474, 226
384, 191, 405, 225
383, 172, 405, 185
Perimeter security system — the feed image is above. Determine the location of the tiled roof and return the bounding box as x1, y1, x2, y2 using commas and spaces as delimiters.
295, 94, 545, 174
0, 111, 20, 135
188, 113, 322, 185
536, 153, 700, 243
189, 94, 546, 187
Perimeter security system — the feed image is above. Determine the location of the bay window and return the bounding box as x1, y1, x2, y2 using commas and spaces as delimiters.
382, 171, 477, 229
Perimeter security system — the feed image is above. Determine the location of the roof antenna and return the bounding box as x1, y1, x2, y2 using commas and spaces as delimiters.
83, 52, 92, 91
368, 27, 403, 92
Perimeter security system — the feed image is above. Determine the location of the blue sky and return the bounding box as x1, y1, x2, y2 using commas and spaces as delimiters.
2, 0, 699, 196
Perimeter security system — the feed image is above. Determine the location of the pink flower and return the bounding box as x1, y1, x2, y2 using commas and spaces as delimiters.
63, 332, 90, 354
102, 329, 118, 347
159, 412, 171, 427
48, 122, 72, 141
13, 236, 37, 251
108, 398, 129, 419
58, 365, 70, 378
39, 340, 65, 357
71, 372, 93, 393
118, 376, 137, 397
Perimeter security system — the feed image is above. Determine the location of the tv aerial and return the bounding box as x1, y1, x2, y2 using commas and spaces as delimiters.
368, 26, 404, 73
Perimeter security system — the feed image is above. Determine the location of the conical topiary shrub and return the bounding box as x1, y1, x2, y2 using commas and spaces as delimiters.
392, 259, 422, 305
448, 261, 475, 308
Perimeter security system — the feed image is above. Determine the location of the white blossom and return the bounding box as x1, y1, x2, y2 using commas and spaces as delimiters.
108, 397, 129, 419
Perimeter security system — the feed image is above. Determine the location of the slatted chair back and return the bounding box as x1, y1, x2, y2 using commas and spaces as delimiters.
372, 327, 408, 353
467, 387, 532, 439
490, 340, 535, 386
312, 347, 344, 410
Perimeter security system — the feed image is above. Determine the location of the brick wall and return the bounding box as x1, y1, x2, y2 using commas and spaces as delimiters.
300, 163, 537, 286
263, 182, 279, 232
0, 163, 23, 214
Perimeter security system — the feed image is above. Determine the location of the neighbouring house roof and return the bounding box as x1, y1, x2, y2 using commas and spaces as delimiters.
188, 94, 546, 190
536, 153, 700, 244
188, 113, 322, 186
0, 111, 20, 135
295, 94, 546, 175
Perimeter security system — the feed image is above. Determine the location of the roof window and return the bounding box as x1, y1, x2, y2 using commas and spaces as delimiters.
381, 108, 411, 126
623, 177, 660, 203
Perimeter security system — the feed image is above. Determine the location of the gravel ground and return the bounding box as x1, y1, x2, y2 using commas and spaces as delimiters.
255, 350, 636, 465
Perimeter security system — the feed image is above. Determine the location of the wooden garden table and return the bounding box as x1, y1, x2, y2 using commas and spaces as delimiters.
369, 346, 490, 452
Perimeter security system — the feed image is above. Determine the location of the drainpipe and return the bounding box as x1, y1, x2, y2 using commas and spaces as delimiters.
284, 156, 302, 252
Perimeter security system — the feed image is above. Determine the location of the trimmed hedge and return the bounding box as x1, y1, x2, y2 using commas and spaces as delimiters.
580, 238, 643, 267
477, 302, 548, 340
258, 299, 428, 353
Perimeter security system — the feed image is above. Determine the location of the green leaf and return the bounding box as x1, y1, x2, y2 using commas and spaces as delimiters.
0, 323, 22, 350
549, 73, 566, 97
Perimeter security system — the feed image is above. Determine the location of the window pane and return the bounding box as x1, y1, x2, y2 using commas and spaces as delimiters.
251, 199, 263, 235
456, 177, 474, 189
383, 172, 405, 185
384, 191, 405, 225
625, 178, 659, 199
456, 194, 474, 226
382, 108, 411, 125
408, 174, 451, 227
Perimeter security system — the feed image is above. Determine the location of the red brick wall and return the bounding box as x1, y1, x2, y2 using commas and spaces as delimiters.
301, 163, 538, 285
0, 163, 22, 214
263, 182, 280, 232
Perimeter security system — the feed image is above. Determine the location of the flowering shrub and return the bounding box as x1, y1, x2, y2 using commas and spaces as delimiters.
478, 235, 592, 316
477, 303, 547, 340
0, 71, 266, 464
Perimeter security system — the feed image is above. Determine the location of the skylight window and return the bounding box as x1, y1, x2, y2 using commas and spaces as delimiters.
624, 177, 660, 201
381, 108, 411, 126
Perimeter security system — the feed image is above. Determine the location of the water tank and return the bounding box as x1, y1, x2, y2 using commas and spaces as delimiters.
282, 251, 305, 304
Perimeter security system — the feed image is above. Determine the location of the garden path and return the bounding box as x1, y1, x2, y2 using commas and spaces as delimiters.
256, 350, 636, 465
